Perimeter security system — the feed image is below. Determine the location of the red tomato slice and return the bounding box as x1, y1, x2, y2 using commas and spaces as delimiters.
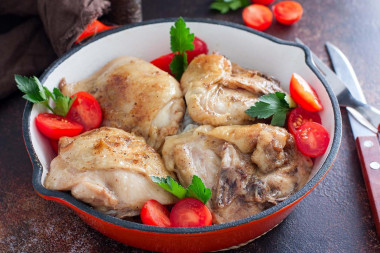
187, 37, 209, 63
75, 20, 117, 44
66, 91, 102, 132
140, 199, 171, 227
295, 122, 330, 157
272, 1, 303, 25
150, 37, 208, 75
288, 107, 321, 136
150, 53, 175, 74
35, 113, 83, 140
289, 73, 323, 112
242, 4, 273, 31
252, 0, 275, 5
170, 198, 212, 227
50, 139, 59, 154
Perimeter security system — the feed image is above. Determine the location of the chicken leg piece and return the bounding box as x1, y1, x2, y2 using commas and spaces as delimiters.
44, 127, 177, 218
180, 54, 283, 126
60, 56, 185, 150
162, 124, 313, 224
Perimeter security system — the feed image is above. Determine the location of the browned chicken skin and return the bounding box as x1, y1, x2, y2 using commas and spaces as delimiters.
162, 124, 313, 224
44, 127, 177, 218
180, 54, 283, 126
60, 56, 185, 150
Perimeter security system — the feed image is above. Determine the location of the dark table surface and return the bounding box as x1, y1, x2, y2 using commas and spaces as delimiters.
1, 0, 380, 252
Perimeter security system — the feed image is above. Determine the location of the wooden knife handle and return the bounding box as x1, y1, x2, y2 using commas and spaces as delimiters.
356, 136, 380, 238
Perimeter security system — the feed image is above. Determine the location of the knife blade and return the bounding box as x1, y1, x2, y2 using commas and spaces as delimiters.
325, 42, 380, 238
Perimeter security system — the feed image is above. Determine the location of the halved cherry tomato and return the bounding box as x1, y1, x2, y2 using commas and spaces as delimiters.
170, 198, 212, 227
295, 122, 330, 157
272, 1, 303, 25
66, 91, 102, 132
75, 20, 117, 44
150, 53, 175, 74
187, 37, 209, 63
140, 199, 171, 227
288, 107, 321, 136
242, 4, 273, 31
150, 37, 208, 75
35, 113, 83, 140
252, 0, 275, 5
50, 139, 59, 154
289, 73, 323, 112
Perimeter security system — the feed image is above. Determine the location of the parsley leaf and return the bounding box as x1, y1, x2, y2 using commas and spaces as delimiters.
210, 2, 229, 14
51, 88, 76, 116
151, 175, 211, 204
151, 176, 187, 199
169, 17, 194, 80
15, 75, 75, 116
245, 92, 292, 127
16, 75, 48, 105
169, 54, 188, 80
210, 0, 250, 14
170, 17, 194, 54
185, 175, 211, 204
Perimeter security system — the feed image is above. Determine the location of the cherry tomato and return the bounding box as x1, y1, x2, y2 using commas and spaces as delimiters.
150, 37, 208, 75
242, 4, 273, 31
140, 199, 171, 227
295, 122, 330, 157
150, 53, 174, 74
252, 0, 275, 5
289, 73, 323, 112
288, 107, 321, 136
66, 91, 102, 132
50, 139, 59, 154
187, 37, 209, 63
75, 20, 116, 44
35, 113, 83, 140
170, 198, 212, 227
272, 1, 303, 25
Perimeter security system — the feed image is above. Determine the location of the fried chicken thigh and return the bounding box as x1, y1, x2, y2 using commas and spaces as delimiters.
60, 56, 185, 149
162, 124, 313, 224
180, 54, 283, 126
44, 127, 177, 218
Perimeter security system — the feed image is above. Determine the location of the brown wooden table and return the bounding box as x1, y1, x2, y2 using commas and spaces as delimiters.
1, 0, 380, 252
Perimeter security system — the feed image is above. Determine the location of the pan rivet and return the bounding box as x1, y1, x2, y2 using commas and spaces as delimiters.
364, 140, 374, 148
370, 162, 380, 170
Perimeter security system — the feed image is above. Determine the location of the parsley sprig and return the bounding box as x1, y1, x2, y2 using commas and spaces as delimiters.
15, 75, 75, 116
151, 175, 211, 204
245, 92, 296, 127
210, 0, 250, 14
169, 17, 195, 80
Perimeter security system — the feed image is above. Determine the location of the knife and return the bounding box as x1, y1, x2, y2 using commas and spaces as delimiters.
324, 42, 380, 238
296, 38, 380, 238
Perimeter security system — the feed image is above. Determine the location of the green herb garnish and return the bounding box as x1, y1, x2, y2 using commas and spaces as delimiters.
245, 92, 296, 127
210, 0, 250, 14
169, 17, 195, 80
151, 175, 211, 204
151, 176, 187, 199
185, 175, 212, 204
15, 75, 75, 116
